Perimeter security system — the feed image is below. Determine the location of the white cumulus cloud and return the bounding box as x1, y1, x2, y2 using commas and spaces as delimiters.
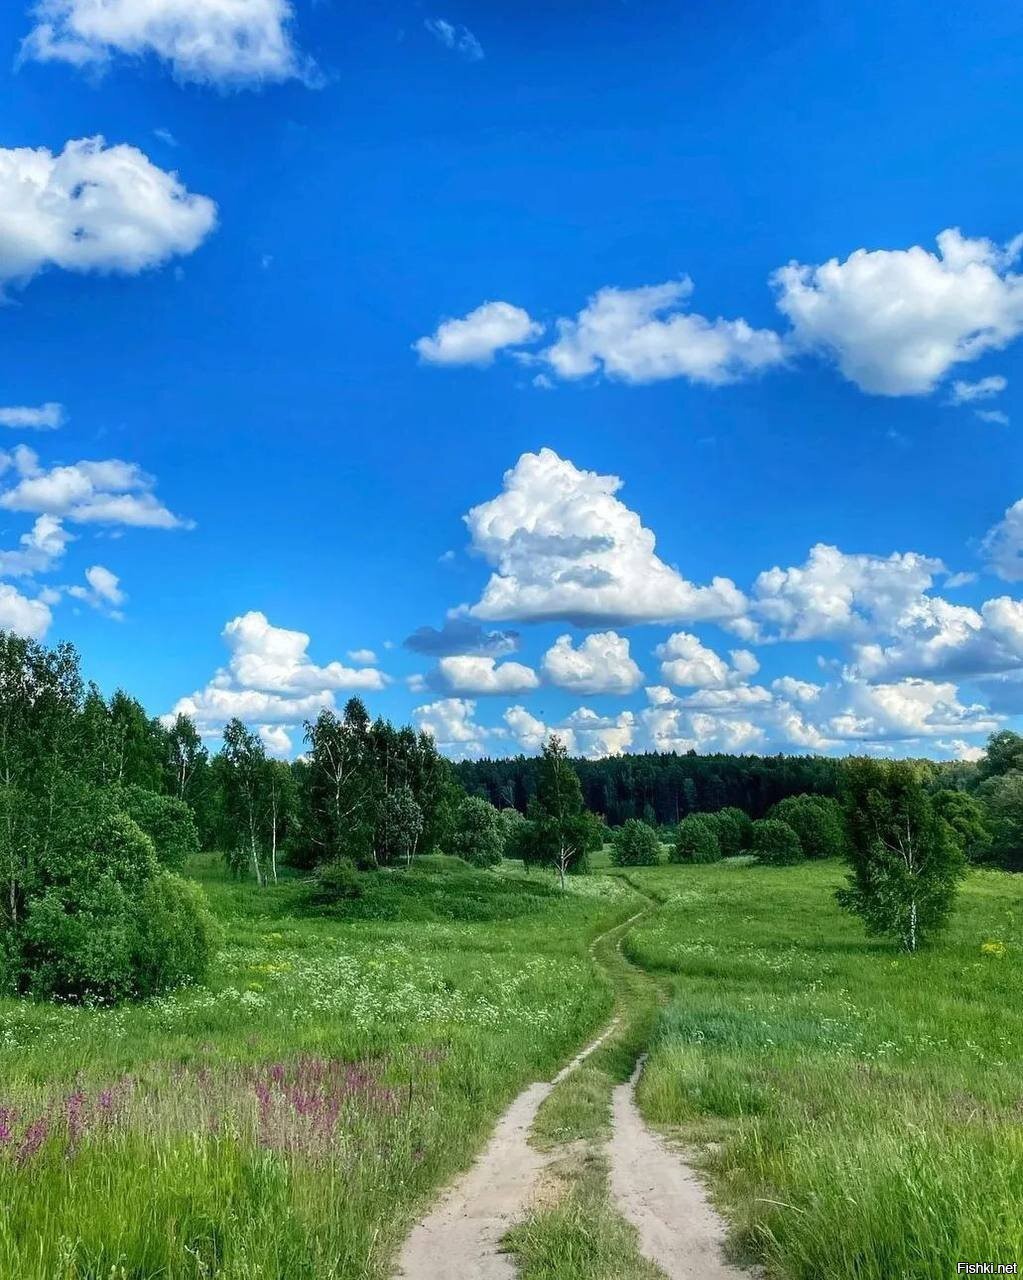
424, 17, 484, 62
982, 498, 1023, 582
22, 0, 314, 87
542, 279, 785, 385
0, 448, 190, 529
949, 375, 1007, 404
414, 697, 488, 759
435, 654, 540, 695
541, 631, 642, 694
414, 301, 541, 366
463, 448, 746, 625
773, 228, 1023, 395
655, 631, 758, 689
0, 137, 216, 293
0, 582, 51, 638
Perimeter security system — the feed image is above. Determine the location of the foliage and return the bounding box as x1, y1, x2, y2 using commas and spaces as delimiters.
610, 818, 662, 867
296, 700, 461, 870
750, 817, 804, 865
704, 805, 752, 856
520, 737, 603, 887
670, 814, 721, 864
768, 793, 847, 859
18, 792, 213, 1001
456, 749, 844, 827
838, 759, 965, 951
931, 789, 992, 863
308, 857, 364, 904
450, 795, 504, 867
118, 784, 200, 870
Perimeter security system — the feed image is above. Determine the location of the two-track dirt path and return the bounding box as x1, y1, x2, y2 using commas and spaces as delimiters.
393, 904, 753, 1280
610, 1056, 753, 1280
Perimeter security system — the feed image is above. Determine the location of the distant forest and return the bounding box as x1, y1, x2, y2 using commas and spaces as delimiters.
455, 750, 965, 828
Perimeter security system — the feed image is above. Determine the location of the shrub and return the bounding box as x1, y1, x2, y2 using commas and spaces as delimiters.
750, 817, 804, 865
671, 815, 721, 864
309, 857, 364, 903
451, 796, 505, 867
769, 794, 846, 859
118, 784, 200, 870
19, 799, 214, 1001
611, 818, 662, 866
707, 806, 752, 856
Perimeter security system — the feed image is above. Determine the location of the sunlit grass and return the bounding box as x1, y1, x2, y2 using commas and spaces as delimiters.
623, 860, 1023, 1278
0, 854, 640, 1279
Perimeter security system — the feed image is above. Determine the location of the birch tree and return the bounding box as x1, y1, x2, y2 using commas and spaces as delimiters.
838, 758, 965, 952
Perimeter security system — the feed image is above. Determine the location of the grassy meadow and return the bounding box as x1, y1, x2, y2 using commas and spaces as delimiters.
622, 859, 1023, 1279
0, 853, 638, 1280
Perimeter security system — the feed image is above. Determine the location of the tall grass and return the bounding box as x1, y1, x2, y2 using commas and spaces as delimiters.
624, 860, 1023, 1278
0, 854, 639, 1279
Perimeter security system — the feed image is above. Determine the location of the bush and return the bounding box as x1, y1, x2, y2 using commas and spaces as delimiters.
750, 817, 804, 865
611, 818, 662, 866
118, 784, 200, 870
19, 800, 214, 1001
706, 806, 752, 856
451, 796, 505, 867
769, 794, 846, 859
671, 815, 721, 864
309, 857, 364, 903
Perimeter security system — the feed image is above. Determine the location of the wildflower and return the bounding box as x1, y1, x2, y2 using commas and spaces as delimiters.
16, 1117, 48, 1166
981, 939, 1007, 958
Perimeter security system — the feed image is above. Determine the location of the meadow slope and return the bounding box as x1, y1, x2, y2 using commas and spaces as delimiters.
623, 859, 1023, 1279
0, 855, 638, 1280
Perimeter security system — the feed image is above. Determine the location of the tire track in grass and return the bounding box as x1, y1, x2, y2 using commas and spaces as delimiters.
392, 912, 642, 1280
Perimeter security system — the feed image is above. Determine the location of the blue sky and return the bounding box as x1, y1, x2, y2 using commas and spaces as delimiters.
3, 0, 1023, 761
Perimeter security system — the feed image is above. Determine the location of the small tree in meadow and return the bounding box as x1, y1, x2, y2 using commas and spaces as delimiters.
611, 818, 662, 867
750, 817, 803, 865
768, 794, 846, 859
838, 758, 965, 952
671, 815, 721, 864
524, 736, 600, 888
451, 795, 505, 867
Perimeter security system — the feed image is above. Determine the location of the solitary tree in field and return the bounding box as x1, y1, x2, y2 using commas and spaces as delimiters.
527, 736, 599, 888
838, 759, 965, 952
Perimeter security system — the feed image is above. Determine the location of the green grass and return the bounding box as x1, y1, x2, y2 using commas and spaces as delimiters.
0, 853, 640, 1280
622, 859, 1023, 1279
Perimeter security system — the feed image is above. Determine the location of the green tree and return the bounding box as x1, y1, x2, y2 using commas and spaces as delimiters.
976, 730, 1023, 781
302, 700, 376, 867
750, 817, 803, 865
382, 784, 424, 867
20, 789, 213, 1001
611, 818, 662, 866
976, 772, 1023, 870
220, 719, 270, 885
838, 758, 966, 952
451, 795, 505, 867
707, 806, 752, 856
118, 785, 200, 870
768, 794, 847, 859
931, 789, 992, 863
525, 736, 600, 888
671, 814, 721, 864
164, 713, 207, 803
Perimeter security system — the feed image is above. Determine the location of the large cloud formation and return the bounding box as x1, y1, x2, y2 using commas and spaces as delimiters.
463, 448, 745, 625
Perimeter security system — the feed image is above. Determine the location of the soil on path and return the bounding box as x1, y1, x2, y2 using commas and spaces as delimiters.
392, 1022, 617, 1280
609, 1057, 754, 1280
